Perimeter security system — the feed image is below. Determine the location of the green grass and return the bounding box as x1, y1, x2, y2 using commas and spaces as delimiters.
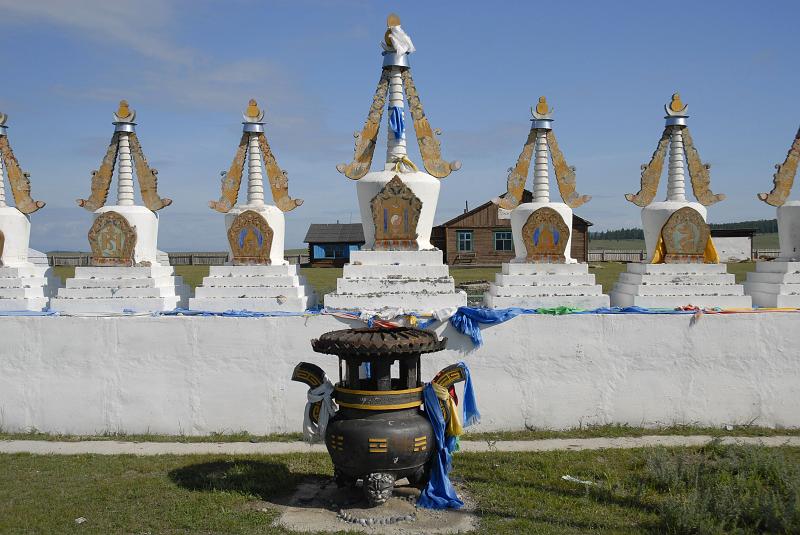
1, 444, 798, 534
3, 423, 797, 444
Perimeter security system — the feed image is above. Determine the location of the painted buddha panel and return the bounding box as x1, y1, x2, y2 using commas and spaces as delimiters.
228, 209, 273, 265
370, 175, 422, 251
521, 207, 569, 263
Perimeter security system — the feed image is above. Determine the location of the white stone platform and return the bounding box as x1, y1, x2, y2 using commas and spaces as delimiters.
744, 261, 800, 307
484, 263, 610, 309
610, 263, 752, 308
0, 265, 59, 311
189, 264, 315, 312
324, 250, 466, 313
50, 265, 189, 313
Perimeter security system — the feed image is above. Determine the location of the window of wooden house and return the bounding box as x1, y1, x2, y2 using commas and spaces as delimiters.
493, 230, 513, 251
456, 230, 473, 252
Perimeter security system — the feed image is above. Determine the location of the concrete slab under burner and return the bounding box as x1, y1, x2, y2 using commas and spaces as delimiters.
274, 477, 477, 533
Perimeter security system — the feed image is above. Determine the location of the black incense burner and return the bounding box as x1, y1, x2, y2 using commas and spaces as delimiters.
292, 327, 466, 506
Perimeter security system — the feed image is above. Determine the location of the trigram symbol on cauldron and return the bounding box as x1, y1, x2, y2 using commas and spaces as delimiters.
329, 435, 345, 452
413, 436, 427, 452
368, 438, 388, 453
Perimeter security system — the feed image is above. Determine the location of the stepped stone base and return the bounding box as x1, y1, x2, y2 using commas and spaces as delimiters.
50, 265, 190, 313
0, 265, 60, 311
744, 261, 800, 308
324, 250, 466, 313
610, 263, 752, 308
484, 263, 610, 309
189, 264, 315, 312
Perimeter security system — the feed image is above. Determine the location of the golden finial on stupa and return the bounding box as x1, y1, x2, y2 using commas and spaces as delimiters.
669, 93, 684, 112
536, 96, 550, 115
113, 99, 135, 123
531, 96, 553, 120
385, 13, 401, 47
117, 100, 130, 117
665, 92, 688, 116
246, 99, 260, 119
0, 111, 7, 127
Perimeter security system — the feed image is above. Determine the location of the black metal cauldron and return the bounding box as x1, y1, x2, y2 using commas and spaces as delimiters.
292, 327, 465, 506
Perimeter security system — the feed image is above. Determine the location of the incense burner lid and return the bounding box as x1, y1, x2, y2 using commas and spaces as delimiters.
311, 327, 446, 358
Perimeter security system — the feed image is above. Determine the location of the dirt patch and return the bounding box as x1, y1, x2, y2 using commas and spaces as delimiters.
273, 477, 477, 533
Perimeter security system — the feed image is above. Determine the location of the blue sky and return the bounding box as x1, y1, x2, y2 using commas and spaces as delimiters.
1, 0, 798, 251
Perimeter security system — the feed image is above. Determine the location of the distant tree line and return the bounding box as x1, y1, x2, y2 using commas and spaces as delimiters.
589, 219, 778, 240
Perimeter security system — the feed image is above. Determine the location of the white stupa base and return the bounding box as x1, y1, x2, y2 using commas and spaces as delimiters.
0, 265, 59, 312
743, 261, 800, 307
510, 202, 576, 263
610, 263, 752, 308
189, 264, 315, 312
356, 169, 440, 250
641, 201, 707, 261
50, 265, 189, 314
324, 249, 466, 313
0, 206, 32, 267
95, 205, 161, 265
776, 201, 800, 261
224, 203, 287, 266
484, 263, 610, 309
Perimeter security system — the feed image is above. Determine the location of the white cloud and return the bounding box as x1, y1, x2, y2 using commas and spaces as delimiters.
0, 0, 193, 64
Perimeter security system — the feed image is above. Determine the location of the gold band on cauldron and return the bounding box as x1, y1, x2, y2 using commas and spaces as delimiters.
335, 386, 423, 396
334, 385, 424, 411
336, 400, 423, 410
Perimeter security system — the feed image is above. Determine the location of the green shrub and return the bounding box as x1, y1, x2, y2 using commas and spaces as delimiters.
645, 442, 800, 534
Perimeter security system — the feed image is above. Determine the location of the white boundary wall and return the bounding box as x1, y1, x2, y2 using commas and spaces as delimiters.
0, 313, 798, 435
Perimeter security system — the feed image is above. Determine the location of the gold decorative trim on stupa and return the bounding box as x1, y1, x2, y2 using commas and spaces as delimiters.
626, 93, 725, 207
337, 13, 460, 181
495, 96, 590, 210
77, 100, 172, 212
209, 99, 303, 213
758, 125, 800, 207
0, 112, 46, 214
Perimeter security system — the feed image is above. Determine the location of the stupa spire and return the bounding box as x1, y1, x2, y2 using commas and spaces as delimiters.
77, 100, 172, 212
626, 93, 725, 207
494, 96, 589, 210
337, 13, 460, 180
209, 99, 302, 213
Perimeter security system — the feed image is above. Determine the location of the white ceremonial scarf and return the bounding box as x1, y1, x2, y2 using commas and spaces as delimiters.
303, 377, 337, 442
382, 25, 416, 56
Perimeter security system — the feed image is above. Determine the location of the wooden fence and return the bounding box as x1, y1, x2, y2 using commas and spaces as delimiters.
587, 250, 646, 262
587, 249, 781, 262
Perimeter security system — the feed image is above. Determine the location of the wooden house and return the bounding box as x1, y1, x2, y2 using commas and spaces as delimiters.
431, 190, 592, 265
303, 223, 365, 267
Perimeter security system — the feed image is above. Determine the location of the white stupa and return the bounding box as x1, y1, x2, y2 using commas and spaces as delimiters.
744, 125, 800, 307
324, 13, 466, 314
483, 98, 609, 309
610, 94, 751, 308
50, 101, 189, 313
189, 99, 315, 312
0, 112, 59, 311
